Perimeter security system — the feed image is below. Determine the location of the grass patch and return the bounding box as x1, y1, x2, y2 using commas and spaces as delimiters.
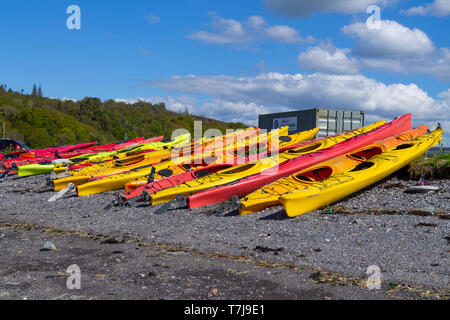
398, 152, 450, 179
422, 153, 450, 167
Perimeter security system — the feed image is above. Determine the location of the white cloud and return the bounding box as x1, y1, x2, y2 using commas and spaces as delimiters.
115, 97, 157, 104
55, 97, 78, 102
411, 48, 450, 81
264, 0, 394, 17
439, 88, 450, 101
359, 48, 450, 81
298, 43, 360, 75
248, 60, 268, 74
401, 0, 450, 17
341, 20, 450, 81
114, 96, 196, 114
198, 99, 279, 124
342, 20, 434, 59
187, 12, 314, 45
265, 25, 314, 43
151, 72, 450, 127
164, 96, 197, 113
248, 16, 266, 29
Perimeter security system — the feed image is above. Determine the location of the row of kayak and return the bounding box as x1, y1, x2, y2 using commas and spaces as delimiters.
1, 125, 316, 184
1, 113, 443, 217
51, 126, 319, 196
0, 136, 168, 174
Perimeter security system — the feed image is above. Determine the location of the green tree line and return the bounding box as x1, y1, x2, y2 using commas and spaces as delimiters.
0, 86, 247, 149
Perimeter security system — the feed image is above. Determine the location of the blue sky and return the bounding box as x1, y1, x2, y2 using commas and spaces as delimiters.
1, 0, 449, 144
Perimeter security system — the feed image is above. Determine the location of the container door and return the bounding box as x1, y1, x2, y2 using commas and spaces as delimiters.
317, 109, 338, 138
345, 111, 364, 131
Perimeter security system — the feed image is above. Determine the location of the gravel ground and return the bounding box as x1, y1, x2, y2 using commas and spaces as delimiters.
0, 174, 448, 300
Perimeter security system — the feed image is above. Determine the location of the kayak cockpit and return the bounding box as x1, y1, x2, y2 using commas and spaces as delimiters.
294, 167, 333, 183
288, 142, 322, 155
348, 147, 383, 162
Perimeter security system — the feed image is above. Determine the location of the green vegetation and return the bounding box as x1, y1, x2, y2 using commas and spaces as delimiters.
399, 152, 450, 179
421, 153, 450, 166
0, 86, 247, 149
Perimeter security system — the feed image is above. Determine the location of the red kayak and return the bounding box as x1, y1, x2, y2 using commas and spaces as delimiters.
56, 136, 162, 159
0, 141, 98, 172
171, 128, 260, 159
59, 137, 146, 156
0, 137, 163, 174
0, 141, 97, 161
186, 114, 412, 208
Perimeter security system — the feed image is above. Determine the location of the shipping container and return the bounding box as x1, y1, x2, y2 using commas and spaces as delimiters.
258, 108, 365, 139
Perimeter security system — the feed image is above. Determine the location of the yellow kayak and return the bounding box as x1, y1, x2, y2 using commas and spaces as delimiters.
167, 127, 261, 158
52, 134, 191, 190
239, 126, 428, 215
53, 148, 175, 189
279, 129, 443, 218
124, 127, 319, 191
149, 121, 385, 205
52, 133, 191, 174
165, 127, 281, 164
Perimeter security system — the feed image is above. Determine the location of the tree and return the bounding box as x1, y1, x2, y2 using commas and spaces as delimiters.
32, 84, 37, 96
37, 85, 43, 97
